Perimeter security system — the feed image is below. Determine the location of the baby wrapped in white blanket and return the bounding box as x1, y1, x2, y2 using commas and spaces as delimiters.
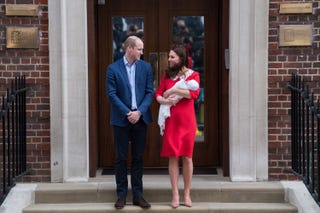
158, 78, 199, 135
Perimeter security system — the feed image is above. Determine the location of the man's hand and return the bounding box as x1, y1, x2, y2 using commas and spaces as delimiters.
127, 110, 141, 124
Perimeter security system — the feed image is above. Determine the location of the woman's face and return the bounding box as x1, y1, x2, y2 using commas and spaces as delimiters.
168, 50, 181, 68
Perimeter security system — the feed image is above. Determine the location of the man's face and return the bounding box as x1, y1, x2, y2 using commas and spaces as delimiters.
129, 40, 144, 61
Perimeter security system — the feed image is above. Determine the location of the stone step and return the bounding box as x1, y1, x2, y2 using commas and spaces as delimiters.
21, 176, 299, 212
23, 202, 298, 213
33, 181, 287, 204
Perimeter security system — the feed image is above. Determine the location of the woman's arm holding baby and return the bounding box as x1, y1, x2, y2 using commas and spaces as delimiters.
163, 87, 191, 99
156, 95, 179, 105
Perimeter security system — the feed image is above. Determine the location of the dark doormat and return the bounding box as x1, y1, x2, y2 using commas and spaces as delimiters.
101, 167, 217, 175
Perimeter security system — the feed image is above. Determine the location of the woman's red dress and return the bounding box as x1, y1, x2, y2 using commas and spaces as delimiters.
155, 70, 200, 158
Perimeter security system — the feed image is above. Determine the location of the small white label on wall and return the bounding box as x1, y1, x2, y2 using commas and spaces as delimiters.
98, 0, 105, 5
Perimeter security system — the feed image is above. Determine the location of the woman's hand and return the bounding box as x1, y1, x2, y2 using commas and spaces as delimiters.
164, 87, 176, 98
167, 96, 179, 106
156, 95, 178, 105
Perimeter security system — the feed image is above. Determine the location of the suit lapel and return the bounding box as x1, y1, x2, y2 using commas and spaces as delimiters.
119, 60, 131, 91
134, 61, 141, 101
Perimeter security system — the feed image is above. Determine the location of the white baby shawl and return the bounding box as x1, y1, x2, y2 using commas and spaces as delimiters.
158, 78, 199, 135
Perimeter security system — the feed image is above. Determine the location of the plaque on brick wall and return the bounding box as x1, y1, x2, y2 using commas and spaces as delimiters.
279, 25, 312, 47
6, 4, 39, 16
6, 27, 39, 49
279, 3, 313, 14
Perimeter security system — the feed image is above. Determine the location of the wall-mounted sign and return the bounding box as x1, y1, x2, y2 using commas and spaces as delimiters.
6, 27, 39, 49
279, 25, 312, 47
6, 4, 39, 16
279, 3, 313, 14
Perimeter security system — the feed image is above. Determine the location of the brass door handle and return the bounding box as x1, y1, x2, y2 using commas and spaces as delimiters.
149, 52, 158, 89
159, 52, 168, 77
149, 52, 168, 89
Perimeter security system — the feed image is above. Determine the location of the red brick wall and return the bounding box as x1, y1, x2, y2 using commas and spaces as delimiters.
268, 0, 320, 180
0, 0, 50, 182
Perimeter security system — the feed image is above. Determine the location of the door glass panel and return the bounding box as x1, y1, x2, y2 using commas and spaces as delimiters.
173, 16, 204, 142
112, 17, 144, 62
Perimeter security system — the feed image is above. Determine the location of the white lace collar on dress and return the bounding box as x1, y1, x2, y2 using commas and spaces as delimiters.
172, 69, 193, 81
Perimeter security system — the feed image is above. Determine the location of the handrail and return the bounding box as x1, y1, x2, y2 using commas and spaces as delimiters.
288, 73, 320, 206
0, 76, 28, 205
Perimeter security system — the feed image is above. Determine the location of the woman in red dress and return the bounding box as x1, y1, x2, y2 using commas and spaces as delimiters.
154, 45, 200, 208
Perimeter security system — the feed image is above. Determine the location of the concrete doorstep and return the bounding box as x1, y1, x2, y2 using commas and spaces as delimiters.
1, 176, 319, 213
23, 202, 297, 213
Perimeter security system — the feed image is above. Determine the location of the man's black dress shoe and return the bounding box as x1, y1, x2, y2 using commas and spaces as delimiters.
133, 196, 151, 209
114, 197, 126, 209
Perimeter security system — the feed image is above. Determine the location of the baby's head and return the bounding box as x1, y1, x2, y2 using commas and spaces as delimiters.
185, 80, 199, 90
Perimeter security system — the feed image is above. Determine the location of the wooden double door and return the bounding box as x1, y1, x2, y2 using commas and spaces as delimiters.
96, 0, 228, 171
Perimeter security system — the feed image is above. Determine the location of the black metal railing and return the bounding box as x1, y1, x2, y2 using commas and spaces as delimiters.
0, 76, 27, 205
288, 73, 320, 206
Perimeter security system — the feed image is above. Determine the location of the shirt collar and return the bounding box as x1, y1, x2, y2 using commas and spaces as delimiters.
123, 56, 135, 67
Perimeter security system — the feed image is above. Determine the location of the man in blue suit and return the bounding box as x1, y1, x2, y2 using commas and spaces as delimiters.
106, 35, 154, 209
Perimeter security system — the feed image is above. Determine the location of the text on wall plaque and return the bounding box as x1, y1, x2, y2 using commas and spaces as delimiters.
279, 25, 312, 47
279, 3, 313, 14
6, 27, 39, 49
6, 4, 39, 16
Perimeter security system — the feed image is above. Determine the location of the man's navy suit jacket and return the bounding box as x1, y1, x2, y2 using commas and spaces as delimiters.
106, 58, 154, 127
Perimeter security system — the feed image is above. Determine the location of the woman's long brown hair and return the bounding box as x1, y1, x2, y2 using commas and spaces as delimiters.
165, 44, 188, 78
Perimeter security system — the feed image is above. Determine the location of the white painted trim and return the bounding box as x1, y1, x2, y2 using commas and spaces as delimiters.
49, 0, 89, 182
48, 0, 64, 183
281, 181, 320, 213
229, 0, 269, 181
0, 184, 37, 213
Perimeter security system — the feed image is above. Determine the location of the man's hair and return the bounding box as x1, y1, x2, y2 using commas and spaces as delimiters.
123, 36, 142, 50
